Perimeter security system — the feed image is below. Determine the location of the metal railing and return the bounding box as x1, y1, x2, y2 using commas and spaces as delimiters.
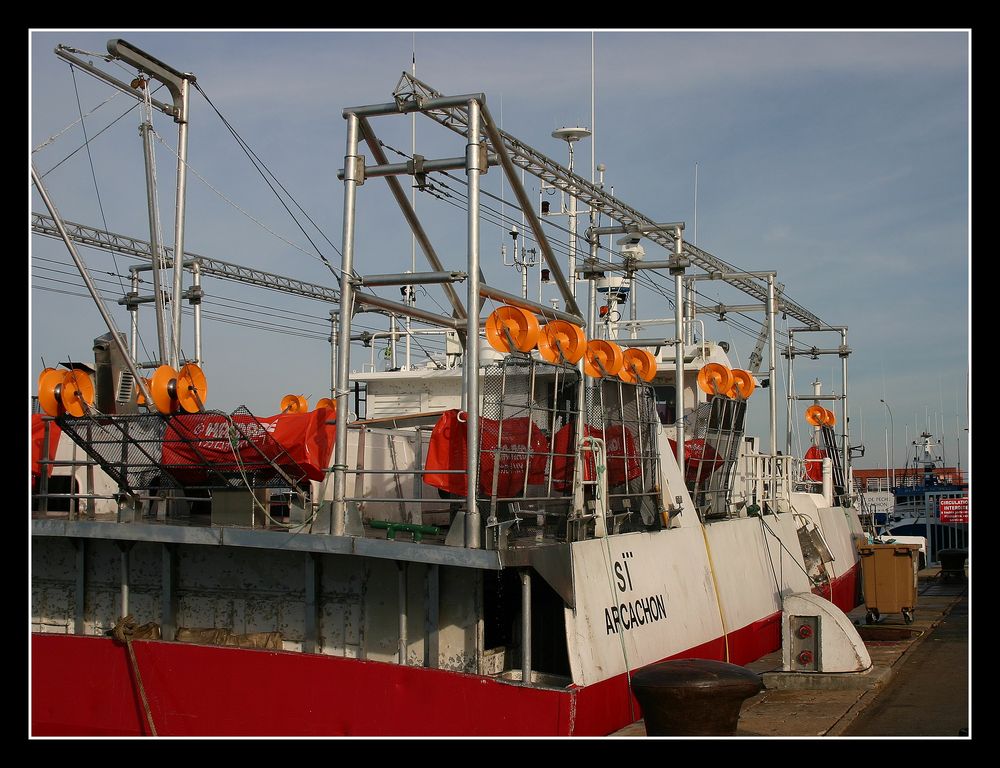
738, 453, 794, 512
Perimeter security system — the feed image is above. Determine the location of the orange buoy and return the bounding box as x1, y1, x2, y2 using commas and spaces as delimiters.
316, 397, 336, 412
38, 368, 68, 417
59, 370, 94, 417
697, 363, 734, 396
176, 363, 207, 414
822, 408, 836, 427
727, 369, 756, 399
485, 305, 541, 353
150, 363, 208, 414
583, 339, 624, 378
281, 394, 309, 414
804, 404, 826, 426
150, 365, 179, 415
536, 320, 587, 364
618, 348, 658, 384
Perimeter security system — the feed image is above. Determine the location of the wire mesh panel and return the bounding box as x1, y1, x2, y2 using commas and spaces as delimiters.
478, 356, 580, 509
581, 377, 663, 525
57, 411, 169, 492
56, 406, 314, 494
686, 395, 747, 519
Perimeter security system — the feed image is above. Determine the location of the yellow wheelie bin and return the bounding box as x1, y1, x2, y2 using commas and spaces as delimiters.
857, 543, 919, 624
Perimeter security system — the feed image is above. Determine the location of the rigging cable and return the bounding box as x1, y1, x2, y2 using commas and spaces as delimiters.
69, 65, 127, 299
193, 82, 350, 279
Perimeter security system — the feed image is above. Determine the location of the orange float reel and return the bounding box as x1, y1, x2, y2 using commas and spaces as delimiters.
804, 404, 826, 426
727, 369, 756, 399
485, 305, 541, 354
281, 394, 309, 414
150, 363, 208, 415
697, 363, 734, 397
536, 320, 587, 365
618, 348, 658, 384
37, 368, 66, 417
583, 339, 624, 378
37, 368, 95, 418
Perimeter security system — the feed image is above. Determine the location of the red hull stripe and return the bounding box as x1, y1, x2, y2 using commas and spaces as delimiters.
32, 562, 860, 736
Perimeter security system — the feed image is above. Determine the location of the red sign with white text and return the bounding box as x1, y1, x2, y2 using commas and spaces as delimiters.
939, 497, 968, 523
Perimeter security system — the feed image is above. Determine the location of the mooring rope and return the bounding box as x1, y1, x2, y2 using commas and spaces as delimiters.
111, 615, 158, 736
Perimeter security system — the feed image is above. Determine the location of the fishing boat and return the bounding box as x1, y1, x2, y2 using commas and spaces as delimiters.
30, 38, 869, 737
881, 432, 968, 564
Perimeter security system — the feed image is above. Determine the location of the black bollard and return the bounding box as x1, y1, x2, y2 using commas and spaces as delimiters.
630, 658, 763, 736
936, 549, 968, 581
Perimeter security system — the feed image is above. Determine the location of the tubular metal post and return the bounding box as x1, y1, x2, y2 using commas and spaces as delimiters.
332, 113, 361, 537
786, 330, 794, 456
673, 228, 686, 476
685, 279, 695, 346
31, 164, 153, 407
465, 99, 482, 549
568, 149, 578, 299
129, 272, 139, 360
161, 544, 178, 642
520, 569, 532, 685
424, 564, 439, 668
73, 539, 86, 635
629, 272, 638, 339
767, 275, 777, 457
588, 230, 599, 338
767, 275, 778, 506
478, 284, 581, 325
39, 420, 51, 514
841, 328, 850, 489
304, 552, 321, 654
390, 313, 397, 370
169, 76, 191, 369
193, 259, 202, 365
119, 542, 132, 617
330, 312, 337, 398
398, 561, 408, 665
139, 119, 169, 363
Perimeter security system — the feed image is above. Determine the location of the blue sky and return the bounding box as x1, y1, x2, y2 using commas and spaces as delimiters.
29, 29, 969, 474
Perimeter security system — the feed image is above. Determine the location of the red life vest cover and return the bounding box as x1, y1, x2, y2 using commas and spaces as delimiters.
423, 409, 550, 497
551, 423, 641, 490
31, 413, 62, 484
667, 437, 725, 484
804, 444, 826, 482
161, 407, 336, 485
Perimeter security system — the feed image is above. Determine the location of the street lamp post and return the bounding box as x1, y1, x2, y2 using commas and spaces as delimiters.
881, 399, 895, 488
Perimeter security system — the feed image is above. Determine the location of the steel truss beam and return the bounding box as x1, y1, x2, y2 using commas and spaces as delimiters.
394, 72, 824, 330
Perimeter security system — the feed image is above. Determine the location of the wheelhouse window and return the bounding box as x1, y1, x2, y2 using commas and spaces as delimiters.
654, 385, 676, 425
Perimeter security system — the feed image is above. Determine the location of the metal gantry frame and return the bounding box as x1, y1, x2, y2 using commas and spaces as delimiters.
784, 326, 852, 497
331, 85, 602, 548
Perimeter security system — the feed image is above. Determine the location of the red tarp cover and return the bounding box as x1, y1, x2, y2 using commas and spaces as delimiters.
31, 414, 61, 484
162, 407, 336, 484
668, 437, 725, 484
424, 409, 550, 497
552, 423, 641, 490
